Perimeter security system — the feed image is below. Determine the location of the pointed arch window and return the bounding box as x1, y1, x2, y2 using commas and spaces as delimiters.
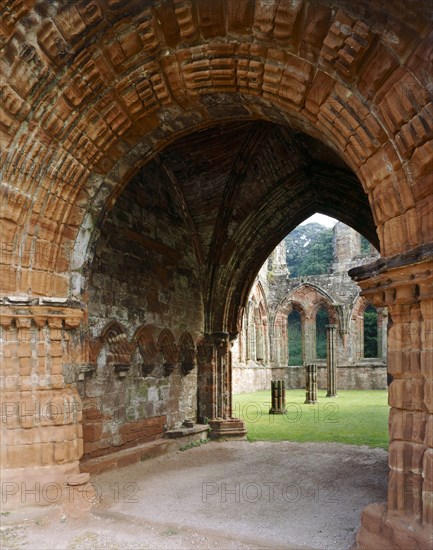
288, 310, 302, 366
315, 306, 329, 360
364, 304, 378, 358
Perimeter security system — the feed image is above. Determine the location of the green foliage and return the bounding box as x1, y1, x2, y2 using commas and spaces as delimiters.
364, 305, 378, 358
288, 311, 302, 365
360, 235, 371, 254
179, 438, 208, 451
285, 223, 334, 277
316, 308, 329, 359
233, 390, 389, 449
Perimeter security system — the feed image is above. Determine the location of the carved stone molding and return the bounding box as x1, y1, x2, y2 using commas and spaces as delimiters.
163, 362, 178, 377
181, 361, 196, 376
78, 363, 97, 381
141, 363, 155, 377
349, 249, 433, 307
113, 363, 130, 379
0, 304, 84, 329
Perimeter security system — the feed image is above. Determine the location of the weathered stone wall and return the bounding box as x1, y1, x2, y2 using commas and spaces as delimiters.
285, 364, 387, 391
232, 363, 273, 394
77, 165, 203, 458
87, 163, 203, 334
1, 1, 432, 545
234, 363, 387, 393
234, 224, 387, 393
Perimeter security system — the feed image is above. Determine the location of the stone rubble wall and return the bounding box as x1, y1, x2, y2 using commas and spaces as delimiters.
76, 165, 204, 458
233, 364, 387, 394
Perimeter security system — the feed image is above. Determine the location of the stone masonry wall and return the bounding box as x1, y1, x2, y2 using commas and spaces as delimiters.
77, 164, 203, 459
233, 364, 387, 393
233, 225, 387, 394
285, 364, 387, 391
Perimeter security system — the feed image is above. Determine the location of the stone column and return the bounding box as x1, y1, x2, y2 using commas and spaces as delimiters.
304, 364, 318, 404
377, 307, 388, 360
350, 248, 433, 549
197, 332, 246, 439
303, 318, 315, 364
281, 321, 288, 366
249, 321, 256, 361
336, 304, 350, 355
0, 300, 94, 512
269, 380, 287, 414
197, 334, 217, 423
326, 324, 337, 397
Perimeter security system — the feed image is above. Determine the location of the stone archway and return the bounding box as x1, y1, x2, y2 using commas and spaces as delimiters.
1, 1, 432, 547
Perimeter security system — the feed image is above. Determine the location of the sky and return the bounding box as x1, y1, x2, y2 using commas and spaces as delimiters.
300, 213, 337, 228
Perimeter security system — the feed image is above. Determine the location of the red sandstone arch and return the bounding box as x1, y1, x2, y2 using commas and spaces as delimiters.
1, 2, 432, 547
132, 325, 159, 375
309, 298, 338, 325
92, 320, 131, 365
351, 295, 373, 320
157, 328, 179, 364
178, 332, 196, 376
275, 283, 336, 321
1, 1, 432, 309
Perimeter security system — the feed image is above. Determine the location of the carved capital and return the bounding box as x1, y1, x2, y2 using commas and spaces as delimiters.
113, 363, 130, 379
78, 362, 97, 381
211, 331, 230, 347
0, 303, 84, 330
349, 246, 433, 308
163, 362, 178, 377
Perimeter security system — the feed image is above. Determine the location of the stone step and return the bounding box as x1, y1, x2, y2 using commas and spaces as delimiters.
80, 424, 210, 475
208, 419, 248, 440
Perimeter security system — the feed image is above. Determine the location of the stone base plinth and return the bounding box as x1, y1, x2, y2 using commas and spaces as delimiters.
208, 418, 247, 440
164, 423, 210, 440
356, 502, 432, 550
80, 425, 210, 475
0, 461, 94, 515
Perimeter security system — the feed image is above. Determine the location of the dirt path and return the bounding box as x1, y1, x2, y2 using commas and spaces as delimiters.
1, 441, 388, 549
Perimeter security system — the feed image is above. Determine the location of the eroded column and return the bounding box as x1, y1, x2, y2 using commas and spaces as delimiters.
303, 317, 315, 364
326, 324, 337, 397
350, 250, 433, 549
197, 332, 246, 439
304, 364, 318, 404
0, 300, 93, 512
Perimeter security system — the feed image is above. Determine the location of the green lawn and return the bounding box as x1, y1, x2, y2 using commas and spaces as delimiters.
233, 389, 389, 450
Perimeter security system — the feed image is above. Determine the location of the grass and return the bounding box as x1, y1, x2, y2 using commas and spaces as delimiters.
179, 438, 208, 451
233, 389, 389, 450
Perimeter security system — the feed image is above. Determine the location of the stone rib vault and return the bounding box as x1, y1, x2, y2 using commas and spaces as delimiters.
0, 1, 432, 548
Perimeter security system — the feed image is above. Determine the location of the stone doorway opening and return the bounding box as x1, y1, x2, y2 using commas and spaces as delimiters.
2, 3, 431, 547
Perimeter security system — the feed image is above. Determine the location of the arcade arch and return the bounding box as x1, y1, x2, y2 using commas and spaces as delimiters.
1, 2, 432, 547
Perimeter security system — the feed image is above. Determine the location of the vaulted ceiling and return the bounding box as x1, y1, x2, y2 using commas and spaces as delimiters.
124, 119, 377, 330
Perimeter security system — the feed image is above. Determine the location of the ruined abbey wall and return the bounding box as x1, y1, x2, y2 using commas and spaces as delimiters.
1, 1, 432, 547
75, 166, 203, 460
233, 223, 388, 393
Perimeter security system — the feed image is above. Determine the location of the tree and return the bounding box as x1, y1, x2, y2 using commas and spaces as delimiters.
364, 304, 378, 358
285, 223, 333, 277
360, 235, 371, 255
288, 310, 302, 365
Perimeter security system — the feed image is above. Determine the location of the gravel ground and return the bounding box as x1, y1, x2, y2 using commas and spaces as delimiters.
1, 441, 388, 550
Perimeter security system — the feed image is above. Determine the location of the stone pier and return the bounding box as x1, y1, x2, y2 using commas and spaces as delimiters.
350, 247, 433, 550
326, 324, 337, 398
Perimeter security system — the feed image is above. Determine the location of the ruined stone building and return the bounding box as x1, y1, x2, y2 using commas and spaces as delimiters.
1, 1, 432, 548
232, 222, 389, 393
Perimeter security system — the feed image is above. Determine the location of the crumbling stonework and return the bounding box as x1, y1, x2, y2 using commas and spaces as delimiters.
1, 1, 432, 547
233, 223, 388, 392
